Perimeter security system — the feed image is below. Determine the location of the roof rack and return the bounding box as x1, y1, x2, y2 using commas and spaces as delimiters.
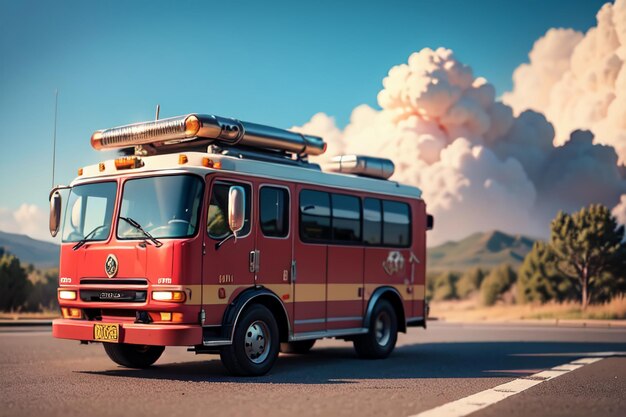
89, 113, 392, 178
91, 113, 326, 158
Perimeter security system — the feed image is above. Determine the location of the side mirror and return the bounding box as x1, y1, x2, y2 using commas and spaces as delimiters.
426, 214, 434, 231
49, 191, 62, 237
228, 186, 245, 236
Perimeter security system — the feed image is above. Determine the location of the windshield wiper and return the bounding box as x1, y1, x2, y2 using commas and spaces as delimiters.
73, 225, 107, 250
119, 216, 163, 247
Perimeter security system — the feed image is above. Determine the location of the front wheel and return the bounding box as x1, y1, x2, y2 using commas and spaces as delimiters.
103, 343, 165, 368
220, 304, 280, 376
353, 299, 398, 359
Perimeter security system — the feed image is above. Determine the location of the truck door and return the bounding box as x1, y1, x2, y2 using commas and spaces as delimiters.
201, 177, 256, 326
292, 187, 328, 334
326, 193, 364, 330
253, 183, 294, 325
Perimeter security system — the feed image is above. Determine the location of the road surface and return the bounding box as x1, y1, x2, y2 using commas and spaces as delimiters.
1, 322, 625, 417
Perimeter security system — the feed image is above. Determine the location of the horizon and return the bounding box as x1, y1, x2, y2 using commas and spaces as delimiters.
0, 0, 622, 246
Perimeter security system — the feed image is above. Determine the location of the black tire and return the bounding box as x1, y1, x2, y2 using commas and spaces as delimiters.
103, 343, 165, 368
220, 304, 280, 376
353, 299, 398, 359
280, 339, 316, 354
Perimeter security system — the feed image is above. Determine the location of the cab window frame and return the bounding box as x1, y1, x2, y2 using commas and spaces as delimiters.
259, 184, 291, 239
207, 179, 253, 240
115, 173, 205, 241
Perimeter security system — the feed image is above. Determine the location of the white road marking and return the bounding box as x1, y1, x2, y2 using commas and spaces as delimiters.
408, 355, 611, 417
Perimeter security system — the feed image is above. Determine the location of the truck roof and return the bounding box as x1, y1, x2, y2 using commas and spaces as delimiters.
74, 152, 422, 200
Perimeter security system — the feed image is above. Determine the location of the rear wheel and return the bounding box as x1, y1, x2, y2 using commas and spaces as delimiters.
103, 343, 164, 368
353, 299, 398, 359
220, 304, 280, 376
280, 339, 316, 354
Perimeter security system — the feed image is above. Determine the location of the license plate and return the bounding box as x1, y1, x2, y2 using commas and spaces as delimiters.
94, 323, 120, 343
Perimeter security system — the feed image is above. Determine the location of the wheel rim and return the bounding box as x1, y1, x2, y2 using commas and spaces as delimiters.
244, 320, 271, 364
375, 311, 391, 346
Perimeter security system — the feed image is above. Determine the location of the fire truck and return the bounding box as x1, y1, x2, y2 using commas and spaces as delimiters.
49, 113, 432, 376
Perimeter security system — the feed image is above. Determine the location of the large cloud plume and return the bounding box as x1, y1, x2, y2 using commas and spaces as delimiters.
0, 204, 54, 242
504, 0, 626, 161
293, 42, 626, 245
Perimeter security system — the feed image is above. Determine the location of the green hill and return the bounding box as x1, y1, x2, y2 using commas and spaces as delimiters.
427, 230, 535, 272
0, 231, 59, 268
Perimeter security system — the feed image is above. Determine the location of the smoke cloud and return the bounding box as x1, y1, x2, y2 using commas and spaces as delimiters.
293, 32, 626, 244
504, 0, 626, 162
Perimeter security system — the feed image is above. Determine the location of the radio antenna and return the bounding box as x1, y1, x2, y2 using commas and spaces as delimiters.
155, 104, 160, 120
51, 89, 59, 187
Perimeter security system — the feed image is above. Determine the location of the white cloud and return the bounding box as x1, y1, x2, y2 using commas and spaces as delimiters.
504, 0, 626, 163
0, 204, 55, 242
293, 42, 626, 245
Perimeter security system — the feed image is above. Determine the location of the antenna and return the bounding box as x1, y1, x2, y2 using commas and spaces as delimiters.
155, 104, 160, 120
51, 89, 59, 187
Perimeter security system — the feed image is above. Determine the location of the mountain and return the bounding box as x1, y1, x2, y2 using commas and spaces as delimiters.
427, 230, 535, 272
0, 231, 59, 268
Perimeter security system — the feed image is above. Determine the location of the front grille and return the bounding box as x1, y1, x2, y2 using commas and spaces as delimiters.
80, 278, 148, 286
80, 289, 147, 303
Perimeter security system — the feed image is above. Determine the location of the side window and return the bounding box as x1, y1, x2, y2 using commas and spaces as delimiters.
299, 190, 331, 242
331, 194, 361, 243
363, 198, 382, 245
260, 187, 289, 238
207, 182, 251, 239
382, 200, 411, 247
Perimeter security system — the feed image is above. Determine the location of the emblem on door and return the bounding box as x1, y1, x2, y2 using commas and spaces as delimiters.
105, 254, 118, 278
382, 251, 405, 275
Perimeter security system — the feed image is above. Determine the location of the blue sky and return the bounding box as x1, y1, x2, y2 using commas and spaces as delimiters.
0, 0, 608, 229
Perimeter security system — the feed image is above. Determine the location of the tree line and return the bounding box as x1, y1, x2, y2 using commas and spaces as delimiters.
1, 204, 625, 313
427, 204, 626, 309
0, 248, 58, 312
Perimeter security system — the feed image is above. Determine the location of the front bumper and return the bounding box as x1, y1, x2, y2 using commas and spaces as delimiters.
52, 319, 202, 346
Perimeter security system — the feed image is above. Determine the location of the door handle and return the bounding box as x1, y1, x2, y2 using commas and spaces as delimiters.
249, 250, 260, 273
290, 260, 296, 283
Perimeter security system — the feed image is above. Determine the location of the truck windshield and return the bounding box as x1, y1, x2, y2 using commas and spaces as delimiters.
62, 182, 117, 243
117, 175, 204, 240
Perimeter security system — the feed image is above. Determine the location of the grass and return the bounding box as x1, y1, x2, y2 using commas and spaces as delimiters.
0, 310, 60, 320
430, 295, 626, 322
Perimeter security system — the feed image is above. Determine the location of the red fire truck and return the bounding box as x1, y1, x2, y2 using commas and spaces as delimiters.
49, 113, 432, 376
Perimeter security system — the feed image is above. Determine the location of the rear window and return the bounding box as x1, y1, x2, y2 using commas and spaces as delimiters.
383, 200, 411, 247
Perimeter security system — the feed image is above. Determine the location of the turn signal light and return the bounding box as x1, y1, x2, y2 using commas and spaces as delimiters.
59, 290, 77, 300
157, 312, 184, 322
152, 291, 186, 302
61, 307, 82, 319
178, 154, 188, 165
77, 168, 83, 176
99, 162, 105, 172
114, 156, 143, 170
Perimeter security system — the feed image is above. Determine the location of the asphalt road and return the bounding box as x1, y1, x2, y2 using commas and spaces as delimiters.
1, 322, 625, 417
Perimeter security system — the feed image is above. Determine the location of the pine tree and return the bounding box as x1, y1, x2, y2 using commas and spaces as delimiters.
549, 204, 625, 309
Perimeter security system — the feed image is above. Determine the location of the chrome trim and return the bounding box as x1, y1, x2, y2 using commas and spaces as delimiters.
202, 339, 231, 347
294, 318, 325, 325
406, 316, 425, 324
91, 113, 326, 156
327, 155, 395, 180
289, 328, 368, 342
327, 316, 363, 323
